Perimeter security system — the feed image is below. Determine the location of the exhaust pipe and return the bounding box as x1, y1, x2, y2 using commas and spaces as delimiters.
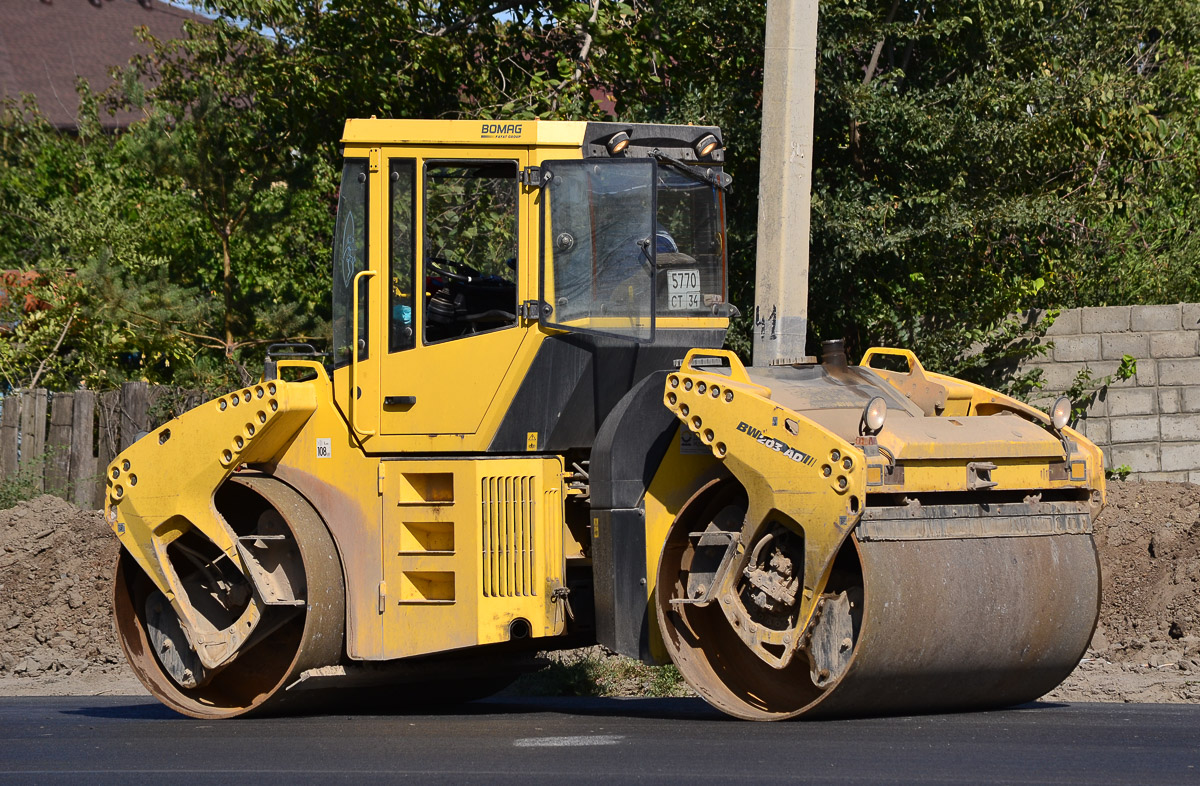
821, 339, 847, 369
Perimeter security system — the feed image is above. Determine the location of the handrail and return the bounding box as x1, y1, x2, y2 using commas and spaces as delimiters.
350, 269, 377, 437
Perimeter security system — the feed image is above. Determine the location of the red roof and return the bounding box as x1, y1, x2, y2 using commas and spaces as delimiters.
0, 0, 205, 130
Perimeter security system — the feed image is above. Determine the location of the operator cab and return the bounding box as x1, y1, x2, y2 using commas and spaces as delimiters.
328, 120, 730, 450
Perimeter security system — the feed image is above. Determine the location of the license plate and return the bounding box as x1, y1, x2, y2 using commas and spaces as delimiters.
667, 268, 701, 311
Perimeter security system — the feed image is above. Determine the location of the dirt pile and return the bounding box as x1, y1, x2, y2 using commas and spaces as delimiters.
1095, 481, 1200, 658
0, 495, 129, 692
0, 482, 1198, 701
1047, 481, 1200, 703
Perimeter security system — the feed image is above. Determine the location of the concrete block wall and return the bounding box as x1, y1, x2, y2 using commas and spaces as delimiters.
1020, 303, 1200, 483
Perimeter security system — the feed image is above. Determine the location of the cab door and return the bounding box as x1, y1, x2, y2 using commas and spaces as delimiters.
377, 149, 530, 437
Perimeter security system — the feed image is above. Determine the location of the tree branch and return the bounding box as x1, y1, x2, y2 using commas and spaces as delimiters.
27, 307, 77, 390
548, 0, 601, 114
420, 0, 526, 37
863, 0, 903, 86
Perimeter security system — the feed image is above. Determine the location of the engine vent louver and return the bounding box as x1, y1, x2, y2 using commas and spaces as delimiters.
481, 475, 537, 597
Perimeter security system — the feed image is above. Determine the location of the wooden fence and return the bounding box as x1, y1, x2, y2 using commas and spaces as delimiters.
0, 383, 204, 509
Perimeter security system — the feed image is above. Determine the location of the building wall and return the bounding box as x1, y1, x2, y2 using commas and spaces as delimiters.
1020, 303, 1200, 483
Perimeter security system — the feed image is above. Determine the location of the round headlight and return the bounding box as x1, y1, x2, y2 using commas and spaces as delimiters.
862, 396, 887, 434
694, 133, 720, 159
1050, 396, 1071, 431
605, 130, 631, 156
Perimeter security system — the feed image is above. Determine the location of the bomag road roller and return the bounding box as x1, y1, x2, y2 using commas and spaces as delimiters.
105, 117, 1104, 720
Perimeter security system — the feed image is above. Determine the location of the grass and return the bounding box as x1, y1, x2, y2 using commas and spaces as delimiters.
511, 647, 692, 699
0, 453, 48, 510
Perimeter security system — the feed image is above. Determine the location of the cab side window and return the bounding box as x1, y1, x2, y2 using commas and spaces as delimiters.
423, 161, 519, 342
389, 160, 416, 353
331, 159, 369, 368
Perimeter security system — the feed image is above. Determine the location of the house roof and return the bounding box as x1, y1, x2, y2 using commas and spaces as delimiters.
0, 0, 205, 130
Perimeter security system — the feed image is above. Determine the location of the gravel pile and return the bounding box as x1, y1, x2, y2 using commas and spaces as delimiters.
0, 495, 127, 688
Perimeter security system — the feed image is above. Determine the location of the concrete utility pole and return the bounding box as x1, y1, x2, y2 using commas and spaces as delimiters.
753, 0, 819, 366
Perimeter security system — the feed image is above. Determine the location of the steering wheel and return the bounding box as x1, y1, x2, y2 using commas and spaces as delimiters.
427, 257, 482, 283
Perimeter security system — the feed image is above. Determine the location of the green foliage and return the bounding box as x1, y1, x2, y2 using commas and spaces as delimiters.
0, 93, 210, 390
801, 0, 1200, 376
1064, 354, 1138, 422
1106, 464, 1133, 481
114, 18, 336, 367
1, 43, 333, 390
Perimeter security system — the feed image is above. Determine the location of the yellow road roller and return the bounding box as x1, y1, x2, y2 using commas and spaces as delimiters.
105, 117, 1104, 720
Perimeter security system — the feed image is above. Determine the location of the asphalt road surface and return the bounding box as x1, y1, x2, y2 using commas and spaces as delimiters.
1, 696, 1198, 783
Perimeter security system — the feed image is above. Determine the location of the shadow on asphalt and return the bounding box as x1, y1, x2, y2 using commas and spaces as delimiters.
62, 701, 183, 721
56, 694, 1071, 724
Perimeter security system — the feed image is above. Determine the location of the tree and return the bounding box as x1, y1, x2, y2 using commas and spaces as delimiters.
805, 0, 1200, 381
0, 88, 211, 391
115, 18, 333, 375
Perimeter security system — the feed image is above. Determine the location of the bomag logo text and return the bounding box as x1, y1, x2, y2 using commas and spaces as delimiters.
735, 421, 816, 466
481, 123, 523, 138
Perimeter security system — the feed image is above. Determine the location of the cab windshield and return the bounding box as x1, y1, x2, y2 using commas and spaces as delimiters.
540, 159, 727, 342
654, 167, 727, 315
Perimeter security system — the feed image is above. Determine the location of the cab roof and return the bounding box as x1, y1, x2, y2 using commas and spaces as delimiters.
340, 119, 725, 163
341, 119, 588, 147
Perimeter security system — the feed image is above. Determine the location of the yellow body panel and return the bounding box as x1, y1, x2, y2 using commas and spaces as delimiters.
268, 377, 570, 659
379, 456, 567, 657
860, 346, 1106, 504
878, 414, 1064, 460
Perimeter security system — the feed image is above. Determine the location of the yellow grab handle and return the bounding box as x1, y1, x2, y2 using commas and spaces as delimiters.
678, 348, 751, 384
351, 269, 377, 438
275, 359, 328, 379
860, 346, 924, 374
